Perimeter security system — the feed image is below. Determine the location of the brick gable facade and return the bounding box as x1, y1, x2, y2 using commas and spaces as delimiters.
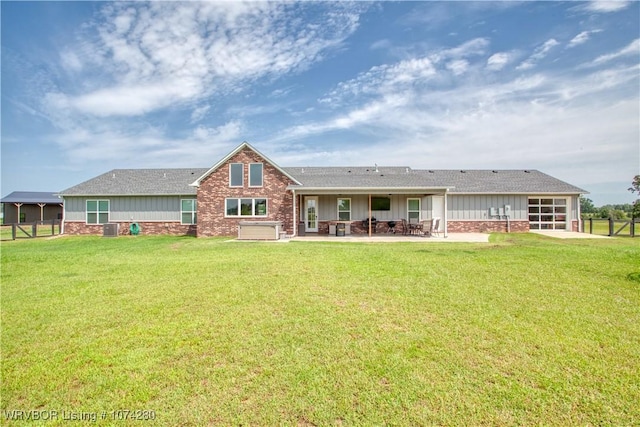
196, 146, 296, 237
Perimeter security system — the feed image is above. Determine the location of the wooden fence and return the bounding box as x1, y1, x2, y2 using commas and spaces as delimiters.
582, 218, 637, 237
0, 219, 61, 241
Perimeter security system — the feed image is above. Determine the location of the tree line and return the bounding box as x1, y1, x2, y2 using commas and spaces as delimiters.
580, 175, 640, 220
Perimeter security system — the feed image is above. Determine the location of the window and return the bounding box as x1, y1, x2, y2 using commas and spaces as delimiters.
337, 198, 351, 221
249, 163, 263, 187
225, 198, 267, 217
230, 163, 243, 187
181, 199, 197, 224
371, 197, 391, 211
407, 198, 421, 221
87, 200, 109, 224
529, 198, 567, 230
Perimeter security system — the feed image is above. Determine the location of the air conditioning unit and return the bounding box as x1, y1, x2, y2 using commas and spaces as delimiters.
103, 223, 119, 237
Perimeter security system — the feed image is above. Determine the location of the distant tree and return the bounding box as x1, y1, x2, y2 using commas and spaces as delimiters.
580, 196, 596, 214
630, 175, 640, 219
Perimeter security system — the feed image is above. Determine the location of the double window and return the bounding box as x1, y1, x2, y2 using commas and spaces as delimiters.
181, 199, 197, 224
87, 200, 109, 224
226, 198, 267, 217
229, 163, 263, 187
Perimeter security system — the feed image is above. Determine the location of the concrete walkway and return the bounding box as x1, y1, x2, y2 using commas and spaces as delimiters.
530, 231, 610, 239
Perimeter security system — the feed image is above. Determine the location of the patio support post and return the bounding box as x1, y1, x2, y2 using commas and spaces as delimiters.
14, 203, 23, 223
444, 190, 448, 238
368, 193, 372, 237
38, 203, 46, 221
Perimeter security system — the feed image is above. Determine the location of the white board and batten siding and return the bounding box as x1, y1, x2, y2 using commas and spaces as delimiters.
64, 196, 191, 222
315, 194, 434, 222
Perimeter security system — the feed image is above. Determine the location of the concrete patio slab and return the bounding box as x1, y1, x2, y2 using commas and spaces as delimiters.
290, 233, 490, 243
530, 231, 611, 239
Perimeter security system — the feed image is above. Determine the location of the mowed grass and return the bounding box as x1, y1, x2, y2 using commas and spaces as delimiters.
1, 234, 639, 426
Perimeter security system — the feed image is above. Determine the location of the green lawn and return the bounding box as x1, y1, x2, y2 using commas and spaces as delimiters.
1, 234, 639, 425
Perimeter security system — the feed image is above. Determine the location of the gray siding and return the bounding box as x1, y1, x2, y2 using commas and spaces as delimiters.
447, 195, 529, 220
316, 194, 434, 221
64, 196, 191, 222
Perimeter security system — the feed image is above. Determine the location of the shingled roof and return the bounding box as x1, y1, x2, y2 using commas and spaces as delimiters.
58, 166, 586, 196
58, 169, 208, 196
284, 167, 586, 194
1, 191, 61, 204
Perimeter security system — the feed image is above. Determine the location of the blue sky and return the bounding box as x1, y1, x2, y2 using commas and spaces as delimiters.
2, 1, 638, 205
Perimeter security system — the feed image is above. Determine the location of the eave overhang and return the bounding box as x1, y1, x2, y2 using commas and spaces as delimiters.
287, 186, 452, 195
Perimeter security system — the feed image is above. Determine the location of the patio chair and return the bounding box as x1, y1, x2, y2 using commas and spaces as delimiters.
408, 218, 423, 235
421, 218, 435, 237
430, 218, 441, 237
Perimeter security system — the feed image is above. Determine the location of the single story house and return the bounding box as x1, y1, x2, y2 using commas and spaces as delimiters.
58, 142, 587, 237
1, 191, 63, 224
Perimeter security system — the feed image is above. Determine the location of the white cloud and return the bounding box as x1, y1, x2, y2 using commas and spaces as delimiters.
428, 37, 490, 64
580, 1, 632, 13
320, 38, 489, 106
486, 52, 514, 71
568, 31, 589, 48
588, 38, 640, 66
47, 2, 366, 118
270, 37, 639, 191
516, 39, 559, 70
190, 105, 210, 123
192, 121, 242, 142
60, 50, 83, 72
446, 59, 469, 76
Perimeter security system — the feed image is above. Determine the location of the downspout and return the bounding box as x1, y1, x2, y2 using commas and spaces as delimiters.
292, 189, 297, 237
60, 201, 65, 234
576, 195, 581, 232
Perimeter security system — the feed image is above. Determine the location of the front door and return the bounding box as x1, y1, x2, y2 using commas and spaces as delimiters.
305, 196, 318, 232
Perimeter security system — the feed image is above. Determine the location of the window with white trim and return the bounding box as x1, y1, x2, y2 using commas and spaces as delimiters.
181, 199, 197, 224
230, 163, 243, 187
225, 198, 267, 217
407, 198, 420, 222
249, 163, 263, 187
337, 198, 351, 221
87, 200, 109, 224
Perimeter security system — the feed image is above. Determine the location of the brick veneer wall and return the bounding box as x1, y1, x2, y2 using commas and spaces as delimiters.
311, 220, 531, 235
447, 220, 530, 233
196, 146, 296, 237
64, 221, 196, 236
